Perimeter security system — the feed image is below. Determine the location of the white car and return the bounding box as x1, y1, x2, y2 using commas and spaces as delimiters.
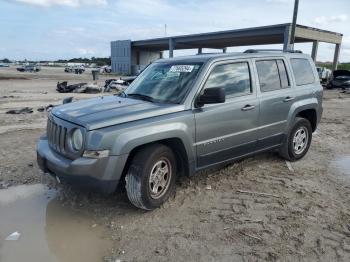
99, 65, 112, 73
316, 67, 332, 82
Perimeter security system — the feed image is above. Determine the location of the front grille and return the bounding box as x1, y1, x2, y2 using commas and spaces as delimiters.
47, 117, 68, 154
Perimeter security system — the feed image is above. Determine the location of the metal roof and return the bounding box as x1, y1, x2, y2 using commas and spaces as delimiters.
156, 50, 308, 63
129, 23, 342, 51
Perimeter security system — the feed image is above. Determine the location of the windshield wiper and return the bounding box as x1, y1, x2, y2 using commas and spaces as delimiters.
127, 93, 154, 102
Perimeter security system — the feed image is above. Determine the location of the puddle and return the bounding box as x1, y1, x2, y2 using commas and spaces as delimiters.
332, 155, 350, 176
0, 184, 111, 262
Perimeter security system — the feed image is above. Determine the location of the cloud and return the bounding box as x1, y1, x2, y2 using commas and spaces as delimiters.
313, 14, 348, 25
12, 0, 107, 7
77, 47, 96, 55
341, 36, 350, 54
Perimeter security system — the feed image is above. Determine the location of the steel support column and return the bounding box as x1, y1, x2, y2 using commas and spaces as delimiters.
222, 47, 227, 53
283, 25, 291, 51
198, 47, 202, 54
289, 0, 299, 50
169, 38, 175, 58
311, 41, 319, 62
332, 43, 341, 71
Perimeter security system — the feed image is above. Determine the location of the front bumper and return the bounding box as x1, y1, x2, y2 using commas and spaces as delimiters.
36, 136, 128, 194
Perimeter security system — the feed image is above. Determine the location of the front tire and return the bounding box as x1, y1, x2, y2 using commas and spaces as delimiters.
279, 117, 312, 161
125, 144, 177, 210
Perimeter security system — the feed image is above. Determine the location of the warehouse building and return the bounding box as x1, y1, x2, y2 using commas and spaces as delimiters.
111, 23, 342, 75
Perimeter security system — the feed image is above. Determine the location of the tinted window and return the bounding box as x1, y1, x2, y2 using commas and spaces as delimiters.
290, 58, 315, 86
256, 60, 281, 92
277, 60, 290, 88
203, 62, 251, 97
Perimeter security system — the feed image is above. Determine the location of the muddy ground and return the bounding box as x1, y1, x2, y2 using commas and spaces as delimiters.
0, 66, 350, 262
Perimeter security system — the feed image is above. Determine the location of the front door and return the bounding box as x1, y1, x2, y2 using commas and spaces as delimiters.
194, 60, 260, 168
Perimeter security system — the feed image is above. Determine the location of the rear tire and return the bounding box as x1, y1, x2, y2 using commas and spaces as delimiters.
279, 117, 312, 161
125, 144, 177, 210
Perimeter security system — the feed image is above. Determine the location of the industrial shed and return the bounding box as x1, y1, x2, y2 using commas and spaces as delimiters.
111, 23, 342, 75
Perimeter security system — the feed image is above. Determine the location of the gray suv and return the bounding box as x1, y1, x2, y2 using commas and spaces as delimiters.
37, 51, 323, 210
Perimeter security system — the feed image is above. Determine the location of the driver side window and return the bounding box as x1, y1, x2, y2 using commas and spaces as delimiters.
203, 62, 252, 98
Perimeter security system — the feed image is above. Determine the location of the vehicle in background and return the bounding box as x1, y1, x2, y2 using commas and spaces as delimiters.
16, 63, 41, 72
64, 66, 74, 73
74, 65, 85, 74
316, 66, 332, 83
120, 75, 137, 84
37, 50, 323, 210
327, 70, 350, 90
65, 65, 85, 74
0, 63, 10, 68
103, 76, 136, 92
99, 65, 112, 73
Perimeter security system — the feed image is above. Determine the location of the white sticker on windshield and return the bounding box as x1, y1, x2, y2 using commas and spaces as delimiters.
169, 65, 194, 73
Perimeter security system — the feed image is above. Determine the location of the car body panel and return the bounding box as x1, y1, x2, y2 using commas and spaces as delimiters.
52, 96, 185, 130
193, 59, 259, 168
37, 51, 323, 194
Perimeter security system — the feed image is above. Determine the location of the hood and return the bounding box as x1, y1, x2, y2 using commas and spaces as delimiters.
333, 70, 350, 78
334, 75, 350, 82
52, 96, 185, 130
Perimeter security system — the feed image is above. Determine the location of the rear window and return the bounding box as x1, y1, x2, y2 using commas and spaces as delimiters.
290, 58, 315, 86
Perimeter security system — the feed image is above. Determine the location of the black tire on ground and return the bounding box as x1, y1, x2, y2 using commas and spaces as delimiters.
279, 117, 312, 161
125, 143, 177, 210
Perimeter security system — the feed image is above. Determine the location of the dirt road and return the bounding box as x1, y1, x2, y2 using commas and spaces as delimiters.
1, 67, 350, 261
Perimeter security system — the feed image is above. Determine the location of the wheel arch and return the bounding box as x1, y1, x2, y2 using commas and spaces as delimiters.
119, 137, 191, 190
287, 98, 319, 133
296, 108, 317, 132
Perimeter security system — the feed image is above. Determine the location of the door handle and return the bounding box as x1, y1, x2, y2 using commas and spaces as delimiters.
283, 96, 295, 102
241, 104, 255, 111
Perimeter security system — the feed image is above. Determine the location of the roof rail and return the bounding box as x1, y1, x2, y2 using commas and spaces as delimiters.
243, 49, 303, 53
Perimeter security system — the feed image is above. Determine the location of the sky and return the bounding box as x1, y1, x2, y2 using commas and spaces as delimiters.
0, 0, 349, 62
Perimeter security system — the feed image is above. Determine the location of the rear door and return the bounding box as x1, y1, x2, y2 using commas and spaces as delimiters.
194, 59, 260, 168
254, 57, 294, 149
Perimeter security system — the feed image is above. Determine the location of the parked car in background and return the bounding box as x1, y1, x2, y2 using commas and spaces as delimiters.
64, 66, 74, 73
74, 65, 85, 74
0, 63, 10, 68
327, 70, 350, 89
65, 65, 85, 74
99, 65, 112, 73
37, 50, 323, 210
316, 66, 332, 83
17, 63, 41, 72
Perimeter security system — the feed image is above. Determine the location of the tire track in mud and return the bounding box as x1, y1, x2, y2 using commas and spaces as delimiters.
179, 153, 350, 261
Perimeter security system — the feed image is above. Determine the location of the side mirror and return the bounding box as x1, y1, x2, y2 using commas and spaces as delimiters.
196, 87, 225, 107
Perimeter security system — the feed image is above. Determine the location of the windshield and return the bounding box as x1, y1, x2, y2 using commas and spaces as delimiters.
125, 62, 203, 104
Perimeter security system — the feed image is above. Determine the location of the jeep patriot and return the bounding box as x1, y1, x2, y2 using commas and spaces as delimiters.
37, 51, 323, 210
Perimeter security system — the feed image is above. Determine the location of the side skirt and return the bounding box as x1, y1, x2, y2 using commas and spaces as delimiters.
195, 144, 281, 173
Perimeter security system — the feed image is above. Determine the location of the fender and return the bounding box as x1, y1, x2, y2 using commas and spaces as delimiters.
110, 122, 196, 164
285, 97, 319, 132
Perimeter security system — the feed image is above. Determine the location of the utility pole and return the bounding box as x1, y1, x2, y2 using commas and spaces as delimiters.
289, 0, 299, 50
164, 24, 167, 37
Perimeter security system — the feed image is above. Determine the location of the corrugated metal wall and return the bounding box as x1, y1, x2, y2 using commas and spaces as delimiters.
111, 40, 131, 74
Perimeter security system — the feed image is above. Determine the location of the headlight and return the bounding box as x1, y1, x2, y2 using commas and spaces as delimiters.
71, 129, 83, 151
